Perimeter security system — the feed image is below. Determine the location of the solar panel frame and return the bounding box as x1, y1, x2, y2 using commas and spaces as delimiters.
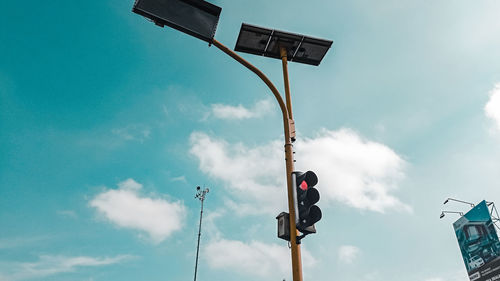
234, 24, 272, 56
132, 0, 222, 43
234, 23, 333, 66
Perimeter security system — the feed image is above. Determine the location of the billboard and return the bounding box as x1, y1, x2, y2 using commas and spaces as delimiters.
453, 200, 500, 281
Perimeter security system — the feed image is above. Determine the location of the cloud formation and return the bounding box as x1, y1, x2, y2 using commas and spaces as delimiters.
204, 239, 315, 277
189, 132, 284, 215
0, 236, 52, 250
211, 100, 273, 120
111, 124, 151, 143
0, 255, 133, 281
296, 129, 409, 213
485, 83, 500, 131
338, 245, 361, 264
190, 129, 409, 214
89, 179, 186, 243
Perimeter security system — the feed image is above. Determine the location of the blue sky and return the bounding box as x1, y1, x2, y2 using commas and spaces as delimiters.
1, 0, 500, 281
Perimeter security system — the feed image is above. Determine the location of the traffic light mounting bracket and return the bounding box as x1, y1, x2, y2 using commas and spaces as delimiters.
296, 230, 315, 244
291, 172, 299, 227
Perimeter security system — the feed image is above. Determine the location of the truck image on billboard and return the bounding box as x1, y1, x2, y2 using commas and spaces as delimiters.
453, 200, 500, 281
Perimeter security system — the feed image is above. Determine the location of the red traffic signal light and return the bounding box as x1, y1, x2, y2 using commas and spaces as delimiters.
292, 171, 322, 234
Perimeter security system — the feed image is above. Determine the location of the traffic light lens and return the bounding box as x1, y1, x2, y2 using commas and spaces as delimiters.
309, 205, 322, 224
300, 181, 308, 190
306, 188, 320, 205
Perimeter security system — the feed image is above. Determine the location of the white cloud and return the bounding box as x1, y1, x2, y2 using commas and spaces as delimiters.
170, 175, 186, 182
78, 124, 151, 150
485, 83, 500, 131
111, 124, 151, 142
211, 99, 273, 120
189, 128, 409, 214
296, 129, 410, 213
0, 236, 52, 250
189, 132, 285, 215
338, 245, 361, 264
201, 208, 226, 241
204, 239, 316, 277
89, 178, 186, 243
0, 255, 133, 281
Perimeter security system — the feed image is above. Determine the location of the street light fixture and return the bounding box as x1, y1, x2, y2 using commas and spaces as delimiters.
132, 3, 332, 281
443, 197, 475, 208
439, 211, 464, 219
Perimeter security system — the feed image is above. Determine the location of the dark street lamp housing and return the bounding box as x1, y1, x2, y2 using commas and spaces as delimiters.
235, 23, 333, 66
132, 0, 221, 43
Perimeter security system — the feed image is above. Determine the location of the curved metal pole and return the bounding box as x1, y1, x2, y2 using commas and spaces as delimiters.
212, 39, 302, 281
211, 39, 291, 141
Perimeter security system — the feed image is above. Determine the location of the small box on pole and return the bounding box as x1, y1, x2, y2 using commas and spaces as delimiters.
276, 212, 290, 241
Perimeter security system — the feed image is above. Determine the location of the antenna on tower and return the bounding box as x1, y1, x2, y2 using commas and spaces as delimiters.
193, 186, 209, 281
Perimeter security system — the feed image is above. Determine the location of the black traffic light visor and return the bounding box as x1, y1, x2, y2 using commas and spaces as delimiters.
295, 171, 318, 188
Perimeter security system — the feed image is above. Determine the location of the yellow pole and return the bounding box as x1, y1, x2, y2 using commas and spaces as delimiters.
281, 46, 302, 281
281, 47, 293, 120
211, 39, 302, 281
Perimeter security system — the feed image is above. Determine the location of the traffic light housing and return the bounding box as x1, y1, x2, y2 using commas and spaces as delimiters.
293, 171, 322, 234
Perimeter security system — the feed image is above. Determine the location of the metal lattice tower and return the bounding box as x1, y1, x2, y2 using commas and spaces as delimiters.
193, 186, 209, 281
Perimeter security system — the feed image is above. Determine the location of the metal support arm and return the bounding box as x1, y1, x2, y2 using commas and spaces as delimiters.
212, 39, 293, 142
211, 39, 303, 281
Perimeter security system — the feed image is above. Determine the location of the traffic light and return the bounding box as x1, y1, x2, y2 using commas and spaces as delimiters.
293, 171, 322, 234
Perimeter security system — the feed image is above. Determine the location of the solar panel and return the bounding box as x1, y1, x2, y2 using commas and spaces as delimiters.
235, 23, 333, 66
132, 0, 221, 43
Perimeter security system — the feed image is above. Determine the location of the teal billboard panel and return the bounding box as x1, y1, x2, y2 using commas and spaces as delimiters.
453, 200, 500, 281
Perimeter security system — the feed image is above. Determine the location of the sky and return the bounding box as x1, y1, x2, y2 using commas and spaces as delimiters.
1, 0, 500, 281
